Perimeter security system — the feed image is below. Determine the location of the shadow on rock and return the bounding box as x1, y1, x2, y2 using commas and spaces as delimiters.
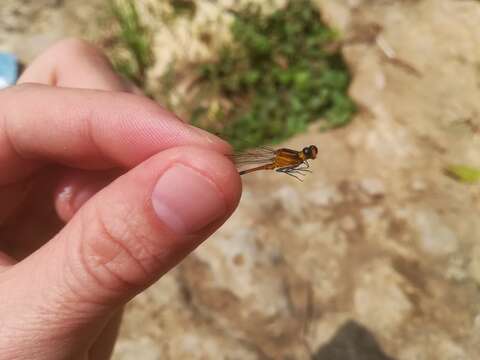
313, 320, 396, 360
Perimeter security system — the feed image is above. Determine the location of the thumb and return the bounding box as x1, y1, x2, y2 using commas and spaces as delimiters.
0, 147, 241, 359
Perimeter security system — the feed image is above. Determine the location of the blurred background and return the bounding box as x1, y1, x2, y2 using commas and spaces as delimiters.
2, 0, 480, 359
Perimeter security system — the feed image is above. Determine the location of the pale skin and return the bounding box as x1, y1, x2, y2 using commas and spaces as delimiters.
0, 39, 242, 360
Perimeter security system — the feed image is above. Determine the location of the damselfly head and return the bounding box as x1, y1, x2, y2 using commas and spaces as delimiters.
303, 145, 318, 160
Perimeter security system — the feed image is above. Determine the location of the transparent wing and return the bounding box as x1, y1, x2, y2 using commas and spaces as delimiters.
231, 146, 277, 166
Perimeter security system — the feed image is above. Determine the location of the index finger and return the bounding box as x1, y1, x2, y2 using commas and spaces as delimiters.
0, 83, 230, 185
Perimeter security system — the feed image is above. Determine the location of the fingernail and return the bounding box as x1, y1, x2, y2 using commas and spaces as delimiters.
152, 164, 226, 234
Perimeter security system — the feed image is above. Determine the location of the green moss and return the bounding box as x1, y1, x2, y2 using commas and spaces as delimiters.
169, 0, 356, 151
169, 0, 197, 18
109, 0, 153, 86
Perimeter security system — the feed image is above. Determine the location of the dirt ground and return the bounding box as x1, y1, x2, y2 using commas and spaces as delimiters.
2, 0, 480, 359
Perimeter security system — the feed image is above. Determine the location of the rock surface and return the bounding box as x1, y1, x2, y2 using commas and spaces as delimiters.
2, 0, 480, 359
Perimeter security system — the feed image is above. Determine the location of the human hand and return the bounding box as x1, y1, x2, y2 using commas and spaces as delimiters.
0, 39, 241, 360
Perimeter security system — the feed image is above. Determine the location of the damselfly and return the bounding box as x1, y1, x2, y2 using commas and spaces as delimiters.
233, 145, 318, 181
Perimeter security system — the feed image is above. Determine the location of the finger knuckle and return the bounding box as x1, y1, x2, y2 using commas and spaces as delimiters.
78, 202, 156, 290
54, 38, 99, 56
52, 38, 111, 66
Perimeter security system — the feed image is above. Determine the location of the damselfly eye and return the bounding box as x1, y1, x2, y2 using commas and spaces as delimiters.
309, 145, 318, 159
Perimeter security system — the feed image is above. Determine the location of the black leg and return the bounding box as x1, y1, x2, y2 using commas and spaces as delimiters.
292, 162, 312, 173
276, 166, 307, 181
284, 171, 305, 182
290, 167, 312, 174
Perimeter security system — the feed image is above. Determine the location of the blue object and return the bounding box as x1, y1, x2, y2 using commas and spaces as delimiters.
0, 52, 19, 89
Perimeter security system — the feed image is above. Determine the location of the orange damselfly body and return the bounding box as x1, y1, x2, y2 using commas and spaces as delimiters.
232, 145, 318, 181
